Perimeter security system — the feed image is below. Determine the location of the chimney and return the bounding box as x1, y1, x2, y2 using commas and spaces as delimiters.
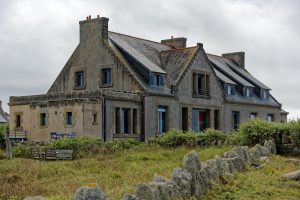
0, 100, 2, 108
79, 15, 109, 43
222, 52, 245, 69
161, 37, 187, 49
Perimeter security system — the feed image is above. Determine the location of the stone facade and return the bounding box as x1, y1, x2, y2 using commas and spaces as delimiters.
9, 15, 285, 142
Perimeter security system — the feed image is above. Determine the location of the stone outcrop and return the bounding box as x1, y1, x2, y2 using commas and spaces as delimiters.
282, 170, 300, 181
73, 183, 106, 200
70, 139, 277, 200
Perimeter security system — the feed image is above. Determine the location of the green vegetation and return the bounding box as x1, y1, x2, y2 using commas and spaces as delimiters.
202, 155, 300, 200
0, 146, 230, 200
0, 124, 8, 147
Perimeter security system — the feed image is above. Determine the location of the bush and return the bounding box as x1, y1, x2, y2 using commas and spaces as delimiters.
50, 137, 102, 158
289, 120, 300, 145
196, 128, 227, 146
13, 145, 31, 158
0, 124, 8, 147
104, 138, 141, 154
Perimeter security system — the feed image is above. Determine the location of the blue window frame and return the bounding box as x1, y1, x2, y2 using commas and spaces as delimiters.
158, 106, 167, 133
151, 73, 165, 86
75, 71, 85, 87
102, 68, 112, 85
66, 112, 73, 126
226, 84, 236, 95
192, 109, 208, 132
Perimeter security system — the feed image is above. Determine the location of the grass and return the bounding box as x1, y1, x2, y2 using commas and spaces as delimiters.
202, 155, 300, 200
0, 145, 230, 199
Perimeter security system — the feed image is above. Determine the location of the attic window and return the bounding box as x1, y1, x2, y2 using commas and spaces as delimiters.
226, 84, 235, 96
193, 72, 210, 97
244, 87, 253, 97
151, 73, 165, 86
261, 89, 269, 100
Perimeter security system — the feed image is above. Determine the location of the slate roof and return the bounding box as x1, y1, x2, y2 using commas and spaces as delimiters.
160, 47, 197, 86
0, 104, 8, 123
208, 54, 254, 87
107, 31, 281, 107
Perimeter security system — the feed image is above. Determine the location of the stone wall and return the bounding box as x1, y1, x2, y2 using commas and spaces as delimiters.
70, 140, 277, 200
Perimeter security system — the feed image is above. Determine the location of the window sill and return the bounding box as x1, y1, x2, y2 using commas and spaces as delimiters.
74, 86, 86, 90
100, 83, 113, 88
192, 94, 211, 99
39, 125, 48, 129
15, 127, 23, 131
113, 133, 140, 138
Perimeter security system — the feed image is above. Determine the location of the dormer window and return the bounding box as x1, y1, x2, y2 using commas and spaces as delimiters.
226, 84, 235, 95
151, 73, 165, 87
261, 89, 269, 100
243, 87, 253, 97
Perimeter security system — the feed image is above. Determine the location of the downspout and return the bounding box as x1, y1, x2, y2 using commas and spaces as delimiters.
141, 95, 146, 142
102, 96, 106, 142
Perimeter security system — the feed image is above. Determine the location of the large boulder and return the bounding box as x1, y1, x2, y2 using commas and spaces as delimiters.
231, 146, 252, 164
264, 140, 277, 154
171, 167, 192, 197
73, 183, 106, 200
122, 193, 138, 200
149, 176, 174, 200
135, 183, 157, 200
282, 170, 300, 181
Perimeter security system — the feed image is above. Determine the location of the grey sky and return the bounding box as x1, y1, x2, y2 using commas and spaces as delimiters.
0, 0, 299, 119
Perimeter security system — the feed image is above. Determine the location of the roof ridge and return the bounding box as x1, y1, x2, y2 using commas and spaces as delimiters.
109, 30, 172, 47
161, 46, 197, 52
206, 53, 223, 58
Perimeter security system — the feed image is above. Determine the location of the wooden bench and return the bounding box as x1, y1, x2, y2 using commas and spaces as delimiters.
56, 149, 74, 160
31, 148, 41, 159
45, 148, 57, 160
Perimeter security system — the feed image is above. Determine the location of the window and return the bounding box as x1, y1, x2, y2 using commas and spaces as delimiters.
192, 109, 209, 132
267, 114, 274, 122
93, 113, 97, 125
122, 108, 131, 134
75, 71, 85, 88
214, 110, 220, 130
226, 84, 235, 95
261, 89, 269, 100
16, 114, 21, 128
151, 73, 165, 86
40, 113, 47, 127
182, 107, 188, 131
158, 106, 167, 133
115, 108, 120, 134
193, 73, 210, 96
102, 68, 112, 85
66, 112, 73, 126
133, 109, 138, 134
250, 113, 257, 120
244, 87, 253, 97
232, 111, 240, 130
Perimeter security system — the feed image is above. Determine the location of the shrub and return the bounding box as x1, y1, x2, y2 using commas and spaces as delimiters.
289, 120, 300, 145
50, 137, 102, 158
155, 129, 198, 148
12, 145, 31, 158
196, 128, 227, 146
0, 124, 8, 147
104, 138, 141, 154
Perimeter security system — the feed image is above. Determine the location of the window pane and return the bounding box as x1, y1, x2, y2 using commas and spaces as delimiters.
158, 106, 167, 133
66, 112, 72, 125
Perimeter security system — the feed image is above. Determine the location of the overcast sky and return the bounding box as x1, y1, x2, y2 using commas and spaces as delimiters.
0, 0, 299, 119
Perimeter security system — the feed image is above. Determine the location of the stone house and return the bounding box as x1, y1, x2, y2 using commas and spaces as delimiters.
9, 15, 287, 142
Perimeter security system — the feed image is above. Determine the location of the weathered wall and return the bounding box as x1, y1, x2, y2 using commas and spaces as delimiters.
175, 47, 225, 131
48, 18, 141, 94
144, 96, 179, 140
9, 101, 102, 142
223, 103, 282, 132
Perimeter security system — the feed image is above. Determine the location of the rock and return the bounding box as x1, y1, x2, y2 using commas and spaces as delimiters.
264, 140, 277, 154
24, 197, 47, 200
135, 183, 156, 200
217, 140, 223, 146
260, 146, 270, 156
149, 181, 174, 200
250, 145, 261, 161
73, 183, 105, 200
282, 170, 300, 181
205, 159, 222, 184
232, 146, 252, 163
259, 156, 271, 163
122, 193, 138, 200
219, 173, 234, 184
171, 167, 192, 198
182, 150, 202, 196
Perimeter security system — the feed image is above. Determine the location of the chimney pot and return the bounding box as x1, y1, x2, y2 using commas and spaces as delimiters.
97, 15, 100, 18
171, 36, 173, 39
222, 52, 245, 69
89, 15, 91, 19
86, 16, 88, 20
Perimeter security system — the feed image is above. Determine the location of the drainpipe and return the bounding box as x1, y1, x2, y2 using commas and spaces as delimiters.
141, 95, 145, 142
102, 97, 106, 141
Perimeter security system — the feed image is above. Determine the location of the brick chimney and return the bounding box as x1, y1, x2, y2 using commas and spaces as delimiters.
161, 36, 187, 49
79, 15, 109, 43
222, 52, 245, 69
